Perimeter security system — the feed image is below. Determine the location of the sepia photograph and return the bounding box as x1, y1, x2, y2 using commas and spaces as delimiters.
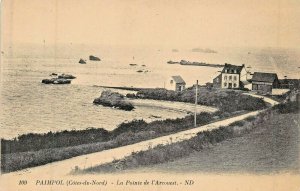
0, 0, 299, 190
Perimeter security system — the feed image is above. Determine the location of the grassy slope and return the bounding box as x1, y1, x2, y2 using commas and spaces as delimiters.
126, 113, 300, 174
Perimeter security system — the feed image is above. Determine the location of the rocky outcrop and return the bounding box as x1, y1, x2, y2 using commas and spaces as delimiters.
42, 78, 71, 84
93, 90, 134, 111
89, 55, 101, 61
79, 59, 86, 64
58, 74, 76, 79
42, 73, 76, 84
167, 60, 179, 64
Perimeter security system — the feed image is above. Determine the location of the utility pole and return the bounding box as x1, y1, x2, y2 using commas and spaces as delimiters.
194, 80, 198, 127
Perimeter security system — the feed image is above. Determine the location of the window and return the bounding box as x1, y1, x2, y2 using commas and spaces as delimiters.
224, 82, 227, 87
253, 84, 258, 90
234, 69, 237, 73
233, 76, 237, 80
170, 80, 173, 84
233, 83, 237, 88
229, 76, 232, 80
224, 76, 227, 80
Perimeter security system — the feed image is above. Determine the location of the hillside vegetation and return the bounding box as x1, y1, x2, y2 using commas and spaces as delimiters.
128, 88, 266, 112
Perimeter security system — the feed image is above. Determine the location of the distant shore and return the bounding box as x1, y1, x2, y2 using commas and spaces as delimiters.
167, 60, 224, 68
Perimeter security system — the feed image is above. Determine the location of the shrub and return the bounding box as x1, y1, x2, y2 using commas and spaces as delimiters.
111, 120, 148, 137
229, 120, 245, 127
244, 116, 256, 122
272, 101, 299, 114
1, 128, 109, 154
126, 93, 136, 98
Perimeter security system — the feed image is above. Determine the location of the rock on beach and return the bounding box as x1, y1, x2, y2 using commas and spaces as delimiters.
93, 90, 134, 111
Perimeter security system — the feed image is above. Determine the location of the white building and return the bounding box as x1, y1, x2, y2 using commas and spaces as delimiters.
213, 63, 251, 89
165, 76, 186, 91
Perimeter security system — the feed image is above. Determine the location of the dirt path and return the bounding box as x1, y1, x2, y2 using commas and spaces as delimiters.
0, 94, 278, 179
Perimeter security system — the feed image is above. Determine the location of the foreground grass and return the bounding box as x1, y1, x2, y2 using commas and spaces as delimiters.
151, 113, 299, 174
81, 101, 299, 174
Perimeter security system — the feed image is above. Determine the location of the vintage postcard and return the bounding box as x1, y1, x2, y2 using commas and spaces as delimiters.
0, 0, 299, 190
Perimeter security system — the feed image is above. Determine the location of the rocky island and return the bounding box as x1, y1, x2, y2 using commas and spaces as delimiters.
79, 59, 86, 64
89, 55, 101, 61
42, 73, 76, 84
191, 48, 218, 53
58, 74, 76, 79
93, 90, 134, 111
42, 78, 71, 84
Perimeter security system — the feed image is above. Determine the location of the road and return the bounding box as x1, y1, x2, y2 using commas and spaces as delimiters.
0, 94, 278, 179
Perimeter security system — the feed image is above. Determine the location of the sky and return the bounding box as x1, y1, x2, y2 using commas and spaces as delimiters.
1, 0, 300, 48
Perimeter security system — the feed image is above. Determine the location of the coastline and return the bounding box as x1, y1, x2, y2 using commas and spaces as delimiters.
1, 88, 267, 173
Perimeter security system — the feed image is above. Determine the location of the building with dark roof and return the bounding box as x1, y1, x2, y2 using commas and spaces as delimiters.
251, 72, 280, 94
213, 63, 250, 89
166, 75, 186, 91
221, 63, 245, 74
